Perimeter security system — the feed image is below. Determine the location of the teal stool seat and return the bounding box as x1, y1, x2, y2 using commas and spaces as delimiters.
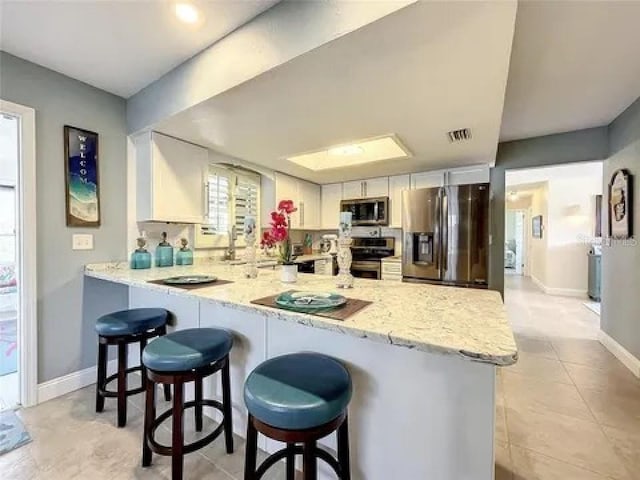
142, 328, 233, 372
244, 353, 352, 431
95, 308, 169, 337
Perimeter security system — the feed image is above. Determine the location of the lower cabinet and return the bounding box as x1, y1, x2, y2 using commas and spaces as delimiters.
381, 260, 402, 281
314, 258, 334, 276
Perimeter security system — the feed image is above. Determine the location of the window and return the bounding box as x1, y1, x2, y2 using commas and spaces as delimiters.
207, 166, 260, 237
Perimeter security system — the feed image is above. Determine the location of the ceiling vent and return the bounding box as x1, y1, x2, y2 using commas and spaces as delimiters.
447, 128, 472, 143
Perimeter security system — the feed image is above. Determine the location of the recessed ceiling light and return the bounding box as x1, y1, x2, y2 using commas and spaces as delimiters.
286, 135, 411, 171
175, 3, 199, 24
328, 145, 364, 156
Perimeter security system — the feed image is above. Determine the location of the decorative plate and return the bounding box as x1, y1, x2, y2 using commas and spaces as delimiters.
275, 291, 347, 312
163, 275, 218, 285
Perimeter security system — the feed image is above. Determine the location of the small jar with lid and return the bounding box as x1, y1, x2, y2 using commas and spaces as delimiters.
130, 237, 152, 269
175, 238, 193, 266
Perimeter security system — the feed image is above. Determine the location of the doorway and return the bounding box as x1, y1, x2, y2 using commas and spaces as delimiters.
0, 100, 37, 410
504, 208, 529, 276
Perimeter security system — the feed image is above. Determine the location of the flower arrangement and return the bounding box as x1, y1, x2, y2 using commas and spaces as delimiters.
261, 200, 298, 265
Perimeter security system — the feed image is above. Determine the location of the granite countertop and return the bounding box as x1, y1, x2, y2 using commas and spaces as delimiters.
84, 261, 517, 366
293, 254, 333, 263
381, 256, 402, 263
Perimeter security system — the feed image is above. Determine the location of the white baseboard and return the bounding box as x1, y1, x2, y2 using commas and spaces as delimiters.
599, 330, 640, 378
37, 360, 118, 404
529, 275, 586, 298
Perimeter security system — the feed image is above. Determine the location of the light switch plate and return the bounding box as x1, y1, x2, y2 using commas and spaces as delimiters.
72, 234, 94, 250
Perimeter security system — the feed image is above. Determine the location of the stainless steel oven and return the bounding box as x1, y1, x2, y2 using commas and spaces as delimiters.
351, 260, 382, 280
340, 197, 389, 226
350, 237, 394, 280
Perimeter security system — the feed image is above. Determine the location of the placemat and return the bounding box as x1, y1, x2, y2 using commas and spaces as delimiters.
250, 291, 372, 321
148, 278, 234, 290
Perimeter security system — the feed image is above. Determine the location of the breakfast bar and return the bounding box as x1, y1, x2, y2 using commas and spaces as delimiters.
84, 261, 517, 480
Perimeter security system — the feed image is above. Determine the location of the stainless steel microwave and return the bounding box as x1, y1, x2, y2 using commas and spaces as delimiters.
340, 196, 389, 226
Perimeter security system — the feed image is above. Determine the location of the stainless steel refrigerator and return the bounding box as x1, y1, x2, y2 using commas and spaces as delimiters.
402, 184, 490, 288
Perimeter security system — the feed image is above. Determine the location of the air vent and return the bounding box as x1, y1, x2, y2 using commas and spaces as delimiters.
447, 128, 472, 143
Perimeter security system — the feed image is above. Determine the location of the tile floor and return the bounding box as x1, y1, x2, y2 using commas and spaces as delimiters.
1, 275, 638, 479
496, 275, 640, 480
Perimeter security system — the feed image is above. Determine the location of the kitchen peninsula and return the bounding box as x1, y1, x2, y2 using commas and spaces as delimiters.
85, 261, 517, 480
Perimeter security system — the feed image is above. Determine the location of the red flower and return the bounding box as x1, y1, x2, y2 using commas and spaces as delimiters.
270, 211, 287, 227
278, 200, 297, 215
272, 225, 288, 242
260, 231, 276, 248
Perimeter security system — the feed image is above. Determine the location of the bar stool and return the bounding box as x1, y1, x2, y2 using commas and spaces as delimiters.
243, 353, 352, 480
141, 327, 234, 480
95, 308, 172, 427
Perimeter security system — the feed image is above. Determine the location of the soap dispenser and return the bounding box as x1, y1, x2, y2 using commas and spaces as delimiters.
155, 232, 174, 267
175, 238, 193, 266
130, 237, 152, 269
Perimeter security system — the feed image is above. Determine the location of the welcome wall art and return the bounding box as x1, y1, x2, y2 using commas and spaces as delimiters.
64, 125, 100, 227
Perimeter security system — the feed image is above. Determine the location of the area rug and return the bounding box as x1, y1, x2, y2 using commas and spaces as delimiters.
0, 317, 18, 377
0, 409, 31, 456
583, 301, 601, 316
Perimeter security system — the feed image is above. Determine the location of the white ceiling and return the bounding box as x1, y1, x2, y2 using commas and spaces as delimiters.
506, 161, 603, 188
156, 1, 517, 183
500, 1, 640, 141
0, 0, 279, 97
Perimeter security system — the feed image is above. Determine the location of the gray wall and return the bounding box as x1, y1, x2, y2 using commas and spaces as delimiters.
0, 52, 129, 382
489, 127, 609, 295
601, 97, 640, 359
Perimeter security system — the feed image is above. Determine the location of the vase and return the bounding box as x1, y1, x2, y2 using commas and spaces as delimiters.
281, 264, 298, 283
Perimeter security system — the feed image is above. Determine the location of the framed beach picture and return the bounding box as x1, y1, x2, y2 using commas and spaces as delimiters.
608, 168, 633, 239
64, 126, 100, 227
532, 215, 543, 238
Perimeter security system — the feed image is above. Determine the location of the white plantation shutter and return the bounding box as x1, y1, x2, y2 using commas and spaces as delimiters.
234, 175, 260, 233
207, 172, 230, 234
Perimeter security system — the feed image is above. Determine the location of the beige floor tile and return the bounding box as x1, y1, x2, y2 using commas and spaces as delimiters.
510, 445, 613, 480
579, 387, 640, 433
495, 442, 514, 480
564, 362, 640, 398
496, 404, 509, 445
602, 425, 640, 480
502, 371, 595, 422
503, 355, 573, 384
505, 406, 629, 479
515, 335, 558, 360
551, 338, 621, 369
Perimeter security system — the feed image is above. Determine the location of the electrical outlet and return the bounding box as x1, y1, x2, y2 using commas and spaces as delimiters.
72, 234, 94, 250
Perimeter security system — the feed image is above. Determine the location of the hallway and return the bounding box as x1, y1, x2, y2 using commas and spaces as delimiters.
496, 276, 640, 479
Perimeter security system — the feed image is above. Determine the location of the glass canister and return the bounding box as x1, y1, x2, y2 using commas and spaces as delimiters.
155, 232, 174, 267
175, 238, 193, 266
130, 237, 152, 269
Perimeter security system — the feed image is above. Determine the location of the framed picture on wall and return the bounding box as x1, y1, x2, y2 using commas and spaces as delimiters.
608, 168, 633, 239
532, 215, 543, 238
64, 125, 100, 227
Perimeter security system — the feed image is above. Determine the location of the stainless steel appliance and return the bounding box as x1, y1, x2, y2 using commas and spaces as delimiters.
340, 197, 389, 226
402, 184, 490, 288
351, 237, 395, 280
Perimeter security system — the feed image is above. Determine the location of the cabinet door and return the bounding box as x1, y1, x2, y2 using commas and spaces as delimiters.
148, 132, 208, 223
299, 180, 321, 229
389, 174, 410, 228
274, 172, 300, 228
343, 180, 363, 199
446, 165, 490, 186
411, 170, 446, 189
364, 177, 389, 197
321, 183, 343, 229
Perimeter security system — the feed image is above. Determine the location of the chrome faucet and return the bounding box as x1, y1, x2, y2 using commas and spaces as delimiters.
225, 225, 237, 261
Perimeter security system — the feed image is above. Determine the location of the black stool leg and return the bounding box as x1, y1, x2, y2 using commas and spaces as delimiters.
95, 341, 107, 413
302, 441, 317, 480
244, 416, 258, 480
195, 377, 203, 432
172, 380, 185, 480
163, 383, 172, 401
142, 375, 156, 467
286, 443, 296, 480
221, 357, 234, 454
337, 416, 351, 480
117, 341, 128, 427
140, 337, 148, 393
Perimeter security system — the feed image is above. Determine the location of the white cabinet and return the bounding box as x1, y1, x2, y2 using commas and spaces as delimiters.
411, 170, 446, 189
272, 173, 320, 229
342, 177, 389, 199
381, 259, 402, 281
389, 174, 410, 228
321, 183, 343, 229
446, 165, 490, 185
135, 131, 209, 223
314, 257, 334, 276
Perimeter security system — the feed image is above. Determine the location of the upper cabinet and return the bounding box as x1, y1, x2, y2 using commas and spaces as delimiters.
343, 177, 389, 199
410, 170, 446, 189
445, 165, 490, 185
135, 132, 209, 223
272, 172, 321, 229
321, 183, 343, 229
389, 174, 410, 228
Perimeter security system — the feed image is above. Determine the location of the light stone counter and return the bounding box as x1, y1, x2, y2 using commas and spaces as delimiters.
85, 261, 516, 366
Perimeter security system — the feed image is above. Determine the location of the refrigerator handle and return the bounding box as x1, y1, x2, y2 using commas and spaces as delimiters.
434, 193, 441, 275
441, 190, 448, 274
